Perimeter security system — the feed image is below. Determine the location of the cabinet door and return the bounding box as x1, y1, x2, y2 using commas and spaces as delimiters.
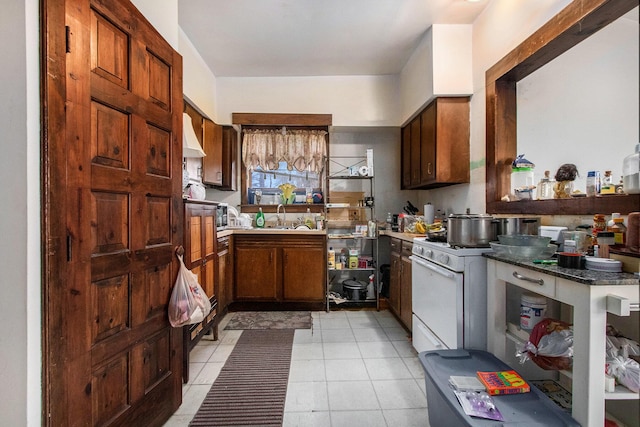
410, 116, 421, 186
400, 251, 413, 331
282, 246, 325, 301
235, 245, 278, 300
216, 236, 230, 310
389, 240, 402, 317
401, 125, 411, 189
220, 126, 237, 191
434, 97, 470, 184
185, 207, 203, 268
420, 102, 436, 184
202, 118, 223, 186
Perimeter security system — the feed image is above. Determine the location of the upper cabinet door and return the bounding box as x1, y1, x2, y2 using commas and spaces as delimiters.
202, 118, 223, 186
401, 97, 470, 189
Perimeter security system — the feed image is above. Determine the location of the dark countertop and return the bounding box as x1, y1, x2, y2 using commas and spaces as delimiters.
484, 253, 639, 286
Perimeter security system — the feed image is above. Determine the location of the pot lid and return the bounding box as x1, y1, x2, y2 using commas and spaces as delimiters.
342, 279, 367, 289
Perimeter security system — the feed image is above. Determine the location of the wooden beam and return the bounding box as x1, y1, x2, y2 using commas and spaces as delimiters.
232, 113, 332, 126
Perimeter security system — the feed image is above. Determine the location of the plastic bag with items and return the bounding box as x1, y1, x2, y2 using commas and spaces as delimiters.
516, 318, 573, 371
168, 254, 211, 327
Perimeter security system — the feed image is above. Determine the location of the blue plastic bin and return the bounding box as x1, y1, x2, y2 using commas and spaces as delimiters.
419, 349, 580, 427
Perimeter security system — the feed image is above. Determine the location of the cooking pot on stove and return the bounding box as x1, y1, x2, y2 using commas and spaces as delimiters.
493, 217, 540, 236
447, 214, 496, 248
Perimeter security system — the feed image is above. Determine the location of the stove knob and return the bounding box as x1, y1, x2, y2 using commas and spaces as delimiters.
424, 249, 433, 259
437, 253, 450, 265
414, 246, 423, 256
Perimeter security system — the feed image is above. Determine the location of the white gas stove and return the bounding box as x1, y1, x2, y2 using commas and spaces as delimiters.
410, 237, 491, 353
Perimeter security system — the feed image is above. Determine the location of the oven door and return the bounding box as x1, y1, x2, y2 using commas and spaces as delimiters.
410, 255, 464, 350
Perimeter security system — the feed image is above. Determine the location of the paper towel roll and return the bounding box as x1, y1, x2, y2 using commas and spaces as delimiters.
424, 204, 435, 224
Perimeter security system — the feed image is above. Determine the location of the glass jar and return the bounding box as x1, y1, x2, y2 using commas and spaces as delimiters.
622, 143, 640, 194
593, 214, 607, 235
586, 171, 601, 197
536, 170, 554, 200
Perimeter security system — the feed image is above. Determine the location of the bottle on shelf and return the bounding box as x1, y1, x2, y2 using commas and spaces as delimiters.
255, 207, 265, 228
600, 170, 615, 194
536, 170, 554, 200
610, 218, 627, 245
327, 247, 335, 269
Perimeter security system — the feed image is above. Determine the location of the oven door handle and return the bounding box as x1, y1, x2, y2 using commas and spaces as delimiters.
416, 321, 445, 349
410, 256, 456, 279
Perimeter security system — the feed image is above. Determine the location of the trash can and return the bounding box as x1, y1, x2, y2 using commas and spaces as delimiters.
419, 349, 580, 427
379, 264, 390, 298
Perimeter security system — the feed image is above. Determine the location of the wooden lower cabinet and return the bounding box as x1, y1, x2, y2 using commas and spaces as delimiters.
183, 201, 219, 383
388, 238, 412, 331
234, 234, 326, 304
216, 235, 233, 314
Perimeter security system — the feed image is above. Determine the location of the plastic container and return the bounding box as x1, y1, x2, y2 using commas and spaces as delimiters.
511, 168, 535, 200
520, 293, 547, 330
419, 349, 580, 427
622, 143, 640, 194
586, 171, 601, 196
610, 218, 626, 245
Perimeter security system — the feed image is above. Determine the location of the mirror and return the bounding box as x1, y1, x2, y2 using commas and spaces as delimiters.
516, 8, 638, 195
485, 0, 640, 215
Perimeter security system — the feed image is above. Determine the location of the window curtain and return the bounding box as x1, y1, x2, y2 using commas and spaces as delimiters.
242, 129, 327, 174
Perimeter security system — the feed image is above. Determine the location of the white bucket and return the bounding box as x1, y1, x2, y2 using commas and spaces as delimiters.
520, 293, 547, 330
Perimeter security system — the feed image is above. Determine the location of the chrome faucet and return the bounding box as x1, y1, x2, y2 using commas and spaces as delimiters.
276, 203, 286, 228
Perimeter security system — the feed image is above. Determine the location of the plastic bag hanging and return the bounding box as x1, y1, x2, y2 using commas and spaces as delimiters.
168, 253, 211, 327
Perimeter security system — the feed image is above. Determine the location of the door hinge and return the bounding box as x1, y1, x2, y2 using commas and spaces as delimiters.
65, 26, 71, 53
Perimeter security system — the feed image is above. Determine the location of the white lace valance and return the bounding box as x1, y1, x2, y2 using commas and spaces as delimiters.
242, 129, 327, 174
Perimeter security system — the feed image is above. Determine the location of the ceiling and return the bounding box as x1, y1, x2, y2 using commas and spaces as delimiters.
178, 0, 488, 78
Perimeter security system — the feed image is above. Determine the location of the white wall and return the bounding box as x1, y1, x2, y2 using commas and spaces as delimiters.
0, 0, 40, 425
179, 28, 218, 121
131, 0, 179, 49
416, 0, 578, 217
216, 75, 401, 127
399, 24, 473, 126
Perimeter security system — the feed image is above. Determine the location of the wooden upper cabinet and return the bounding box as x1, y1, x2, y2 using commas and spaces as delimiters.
410, 116, 421, 186
202, 120, 237, 191
401, 97, 470, 189
202, 118, 223, 186
220, 126, 238, 191
401, 125, 412, 189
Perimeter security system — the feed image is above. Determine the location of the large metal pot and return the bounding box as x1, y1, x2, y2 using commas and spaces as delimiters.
447, 214, 496, 248
493, 217, 541, 236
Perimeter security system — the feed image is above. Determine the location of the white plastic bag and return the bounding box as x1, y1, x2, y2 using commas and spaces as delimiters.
168, 254, 211, 327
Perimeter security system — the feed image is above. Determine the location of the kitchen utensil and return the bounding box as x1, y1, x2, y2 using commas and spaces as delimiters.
447, 214, 496, 248
492, 217, 540, 236
497, 235, 551, 247
406, 201, 419, 214
489, 242, 557, 260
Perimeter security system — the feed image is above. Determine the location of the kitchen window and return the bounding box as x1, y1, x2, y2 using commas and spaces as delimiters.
241, 126, 327, 207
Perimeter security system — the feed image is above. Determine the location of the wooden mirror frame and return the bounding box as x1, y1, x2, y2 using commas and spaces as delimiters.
485, 0, 639, 215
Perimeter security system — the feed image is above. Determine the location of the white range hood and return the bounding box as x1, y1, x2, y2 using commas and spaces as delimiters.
183, 113, 206, 158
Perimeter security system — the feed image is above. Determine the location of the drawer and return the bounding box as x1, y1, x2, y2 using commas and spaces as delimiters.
390, 238, 401, 254
496, 262, 556, 298
401, 242, 413, 257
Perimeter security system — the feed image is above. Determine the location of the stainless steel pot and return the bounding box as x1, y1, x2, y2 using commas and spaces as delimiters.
493, 217, 541, 236
447, 214, 496, 248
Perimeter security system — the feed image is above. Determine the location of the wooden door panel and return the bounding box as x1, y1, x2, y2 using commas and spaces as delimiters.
43, 0, 183, 424
90, 10, 128, 88
188, 216, 203, 266
235, 246, 278, 300
90, 101, 129, 168
146, 124, 172, 177
205, 215, 215, 258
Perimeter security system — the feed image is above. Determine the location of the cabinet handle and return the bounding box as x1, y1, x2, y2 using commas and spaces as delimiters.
512, 271, 544, 286
427, 162, 432, 175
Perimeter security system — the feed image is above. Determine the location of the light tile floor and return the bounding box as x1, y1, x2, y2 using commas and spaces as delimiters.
163, 309, 431, 427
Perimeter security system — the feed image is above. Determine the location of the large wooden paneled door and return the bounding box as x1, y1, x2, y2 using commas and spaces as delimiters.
43, 0, 183, 425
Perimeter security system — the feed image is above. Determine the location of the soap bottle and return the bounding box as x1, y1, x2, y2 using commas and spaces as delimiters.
255, 207, 265, 228
304, 208, 314, 228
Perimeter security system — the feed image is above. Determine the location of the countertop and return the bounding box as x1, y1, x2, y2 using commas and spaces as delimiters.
484, 253, 639, 286
217, 227, 423, 242
379, 230, 425, 243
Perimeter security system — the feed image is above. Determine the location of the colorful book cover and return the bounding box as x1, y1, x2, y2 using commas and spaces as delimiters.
476, 370, 530, 395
